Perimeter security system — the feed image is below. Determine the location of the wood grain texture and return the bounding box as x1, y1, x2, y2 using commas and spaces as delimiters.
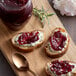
0, 0, 76, 76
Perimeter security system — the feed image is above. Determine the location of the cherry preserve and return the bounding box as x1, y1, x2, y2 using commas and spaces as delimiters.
50, 60, 74, 75
18, 32, 39, 45
49, 31, 67, 51
0, 0, 33, 30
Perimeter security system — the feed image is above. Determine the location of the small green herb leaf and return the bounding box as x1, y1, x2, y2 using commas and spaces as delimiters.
47, 13, 55, 16
33, 7, 55, 28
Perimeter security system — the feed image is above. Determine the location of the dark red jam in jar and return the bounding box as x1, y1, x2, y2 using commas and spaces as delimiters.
49, 31, 67, 51
50, 60, 74, 75
0, 0, 33, 30
17, 31, 39, 45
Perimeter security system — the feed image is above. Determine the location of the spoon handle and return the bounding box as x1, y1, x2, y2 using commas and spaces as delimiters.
28, 69, 38, 76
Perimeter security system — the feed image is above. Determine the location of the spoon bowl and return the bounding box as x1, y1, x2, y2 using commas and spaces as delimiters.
12, 53, 29, 71
12, 53, 38, 76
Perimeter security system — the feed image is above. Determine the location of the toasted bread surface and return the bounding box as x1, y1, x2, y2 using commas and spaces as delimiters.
11, 30, 45, 52
45, 27, 70, 58
45, 60, 76, 76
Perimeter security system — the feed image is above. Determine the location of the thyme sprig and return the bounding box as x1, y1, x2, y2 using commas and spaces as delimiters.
33, 7, 55, 28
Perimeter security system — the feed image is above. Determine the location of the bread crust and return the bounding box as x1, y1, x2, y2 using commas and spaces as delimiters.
11, 30, 45, 52
45, 27, 70, 58
45, 60, 76, 76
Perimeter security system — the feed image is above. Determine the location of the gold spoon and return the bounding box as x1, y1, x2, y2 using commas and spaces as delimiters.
12, 53, 38, 76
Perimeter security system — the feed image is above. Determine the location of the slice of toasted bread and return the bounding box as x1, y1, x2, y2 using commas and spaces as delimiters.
45, 60, 76, 76
45, 27, 70, 58
11, 30, 45, 52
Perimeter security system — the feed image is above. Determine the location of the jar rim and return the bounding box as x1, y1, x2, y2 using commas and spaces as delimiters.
0, 0, 31, 11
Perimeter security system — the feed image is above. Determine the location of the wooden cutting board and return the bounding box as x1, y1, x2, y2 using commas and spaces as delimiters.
0, 0, 76, 76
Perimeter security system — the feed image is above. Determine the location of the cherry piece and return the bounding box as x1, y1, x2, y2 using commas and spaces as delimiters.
50, 60, 74, 75
49, 31, 67, 51
17, 31, 39, 45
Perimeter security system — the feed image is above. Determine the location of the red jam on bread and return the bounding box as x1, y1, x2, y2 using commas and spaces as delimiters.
45, 28, 70, 58
12, 30, 44, 52
17, 31, 39, 45
50, 60, 74, 75
47, 28, 69, 52
46, 60, 75, 76
49, 30, 67, 51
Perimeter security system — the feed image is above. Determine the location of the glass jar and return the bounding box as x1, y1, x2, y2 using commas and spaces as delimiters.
0, 0, 33, 30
